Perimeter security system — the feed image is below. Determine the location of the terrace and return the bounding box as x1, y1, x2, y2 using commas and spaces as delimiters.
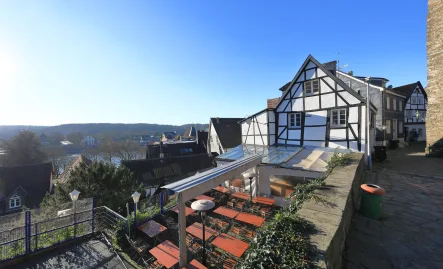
118, 154, 279, 269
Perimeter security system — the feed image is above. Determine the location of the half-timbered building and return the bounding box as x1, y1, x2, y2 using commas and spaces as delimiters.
392, 82, 427, 141
215, 55, 377, 207
240, 55, 377, 152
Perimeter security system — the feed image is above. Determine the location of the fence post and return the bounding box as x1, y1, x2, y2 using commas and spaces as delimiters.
91, 198, 95, 234
160, 191, 164, 214
35, 223, 38, 251
25, 211, 31, 254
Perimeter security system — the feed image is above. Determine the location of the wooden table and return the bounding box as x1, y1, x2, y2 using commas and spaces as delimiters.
194, 195, 214, 201
213, 206, 240, 219
182, 259, 208, 269
137, 220, 167, 237
213, 186, 230, 193
211, 233, 249, 258
252, 196, 275, 206
149, 240, 179, 268
171, 205, 195, 216
231, 192, 250, 200
235, 212, 265, 227
186, 222, 218, 240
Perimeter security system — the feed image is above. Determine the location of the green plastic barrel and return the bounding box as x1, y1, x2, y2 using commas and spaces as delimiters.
360, 184, 385, 219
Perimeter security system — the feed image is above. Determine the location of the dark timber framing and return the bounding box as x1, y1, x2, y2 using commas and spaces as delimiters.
272, 55, 377, 152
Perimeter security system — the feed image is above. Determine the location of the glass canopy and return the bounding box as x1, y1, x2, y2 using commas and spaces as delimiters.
216, 144, 302, 165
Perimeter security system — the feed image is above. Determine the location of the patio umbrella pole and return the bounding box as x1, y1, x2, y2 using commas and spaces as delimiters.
202, 212, 206, 265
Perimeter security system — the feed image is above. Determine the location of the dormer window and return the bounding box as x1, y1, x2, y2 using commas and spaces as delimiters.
9, 195, 21, 209
304, 80, 319, 96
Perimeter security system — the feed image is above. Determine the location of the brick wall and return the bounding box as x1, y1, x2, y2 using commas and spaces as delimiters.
426, 0, 443, 154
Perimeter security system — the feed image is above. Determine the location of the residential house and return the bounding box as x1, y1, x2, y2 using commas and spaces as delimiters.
392, 82, 427, 141
216, 55, 377, 206
122, 153, 214, 196
161, 132, 177, 143
146, 141, 207, 159
336, 71, 407, 144
140, 135, 160, 146
207, 118, 242, 156
58, 154, 92, 184
181, 126, 197, 141
0, 162, 52, 215
81, 136, 97, 147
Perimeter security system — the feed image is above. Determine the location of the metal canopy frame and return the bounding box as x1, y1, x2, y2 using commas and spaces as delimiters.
162, 154, 261, 267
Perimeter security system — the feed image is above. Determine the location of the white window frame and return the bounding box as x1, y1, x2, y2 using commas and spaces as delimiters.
398, 121, 403, 134
411, 96, 417, 104
304, 80, 320, 96
399, 100, 403, 111
288, 113, 302, 128
331, 109, 347, 128
9, 195, 21, 209
386, 96, 390, 109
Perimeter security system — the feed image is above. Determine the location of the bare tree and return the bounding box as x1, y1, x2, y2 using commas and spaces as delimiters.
114, 140, 145, 161
43, 146, 69, 178
83, 146, 101, 161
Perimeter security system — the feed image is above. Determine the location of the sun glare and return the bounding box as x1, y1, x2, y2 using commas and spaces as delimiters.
0, 47, 20, 84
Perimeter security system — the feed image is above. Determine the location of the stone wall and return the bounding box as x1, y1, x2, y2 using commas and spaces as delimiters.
426, 0, 443, 154
298, 152, 365, 269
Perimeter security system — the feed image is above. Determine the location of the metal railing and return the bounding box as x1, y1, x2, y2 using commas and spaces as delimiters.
0, 198, 94, 262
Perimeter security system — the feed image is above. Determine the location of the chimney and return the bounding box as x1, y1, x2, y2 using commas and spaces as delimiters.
322, 61, 337, 75
216, 117, 219, 123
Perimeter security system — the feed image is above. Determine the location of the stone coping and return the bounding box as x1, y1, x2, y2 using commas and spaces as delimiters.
298, 153, 365, 269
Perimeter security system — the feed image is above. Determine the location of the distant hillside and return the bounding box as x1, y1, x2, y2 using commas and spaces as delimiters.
0, 123, 209, 139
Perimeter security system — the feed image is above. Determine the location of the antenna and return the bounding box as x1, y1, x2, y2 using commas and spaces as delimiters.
336, 52, 349, 70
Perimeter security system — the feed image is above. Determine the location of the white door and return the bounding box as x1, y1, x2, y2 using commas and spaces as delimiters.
393, 119, 398, 139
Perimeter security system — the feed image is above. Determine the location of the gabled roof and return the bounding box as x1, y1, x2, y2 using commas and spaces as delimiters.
0, 162, 52, 207
163, 132, 176, 139
122, 153, 214, 187
59, 154, 92, 184
276, 55, 377, 111
183, 126, 197, 138
267, 97, 280, 108
210, 118, 243, 150
392, 81, 427, 101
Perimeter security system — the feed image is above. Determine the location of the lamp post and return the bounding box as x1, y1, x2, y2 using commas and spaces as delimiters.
381, 125, 387, 144
364, 77, 372, 170
191, 199, 215, 266
415, 110, 420, 121
132, 191, 141, 231
245, 172, 256, 200
69, 189, 80, 237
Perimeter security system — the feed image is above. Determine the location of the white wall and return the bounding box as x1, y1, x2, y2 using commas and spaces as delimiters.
241, 110, 270, 146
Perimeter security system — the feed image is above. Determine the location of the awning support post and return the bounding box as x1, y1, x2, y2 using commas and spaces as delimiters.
178, 193, 187, 267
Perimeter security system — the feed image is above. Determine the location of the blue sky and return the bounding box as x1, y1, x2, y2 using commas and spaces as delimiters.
0, 0, 427, 126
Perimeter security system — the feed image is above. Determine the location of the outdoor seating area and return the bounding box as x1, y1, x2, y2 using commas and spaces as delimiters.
127, 185, 277, 269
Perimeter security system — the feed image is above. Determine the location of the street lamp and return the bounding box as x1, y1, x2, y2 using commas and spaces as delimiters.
191, 199, 215, 266
69, 189, 80, 237
364, 77, 372, 170
415, 111, 420, 121
381, 125, 387, 145
245, 172, 256, 200
132, 191, 141, 230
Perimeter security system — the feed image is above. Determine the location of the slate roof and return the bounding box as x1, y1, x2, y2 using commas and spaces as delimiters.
122, 153, 214, 187
163, 132, 176, 140
0, 162, 52, 208
392, 81, 427, 100
210, 118, 242, 150
146, 142, 206, 159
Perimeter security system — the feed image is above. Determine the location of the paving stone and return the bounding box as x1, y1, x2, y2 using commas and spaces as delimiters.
342, 145, 443, 269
